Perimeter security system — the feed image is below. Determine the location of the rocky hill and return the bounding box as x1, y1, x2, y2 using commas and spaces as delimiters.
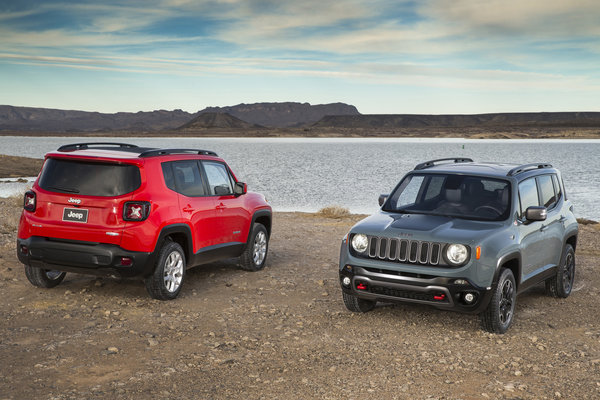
198, 102, 360, 127
177, 112, 263, 130
0, 105, 197, 132
313, 112, 600, 128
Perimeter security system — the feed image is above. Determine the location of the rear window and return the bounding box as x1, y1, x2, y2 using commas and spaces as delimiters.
39, 158, 141, 196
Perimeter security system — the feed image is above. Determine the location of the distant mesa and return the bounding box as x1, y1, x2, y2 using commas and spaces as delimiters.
312, 112, 600, 129
177, 112, 262, 130
198, 102, 360, 128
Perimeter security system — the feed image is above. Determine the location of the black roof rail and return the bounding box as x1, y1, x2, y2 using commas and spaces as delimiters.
414, 157, 473, 170
57, 142, 139, 152
506, 163, 553, 177
138, 149, 218, 158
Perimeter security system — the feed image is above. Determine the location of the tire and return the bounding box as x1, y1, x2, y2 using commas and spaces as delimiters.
145, 241, 186, 300
480, 268, 516, 334
24, 266, 66, 288
239, 223, 269, 271
545, 244, 575, 298
342, 291, 376, 313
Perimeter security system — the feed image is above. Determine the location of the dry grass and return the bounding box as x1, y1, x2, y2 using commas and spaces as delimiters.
317, 205, 351, 219
577, 217, 598, 225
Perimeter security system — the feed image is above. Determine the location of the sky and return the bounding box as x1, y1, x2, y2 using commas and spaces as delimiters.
1, 0, 599, 114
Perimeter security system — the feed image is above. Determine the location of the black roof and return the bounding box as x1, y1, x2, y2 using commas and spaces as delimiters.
56, 142, 218, 158
412, 158, 554, 178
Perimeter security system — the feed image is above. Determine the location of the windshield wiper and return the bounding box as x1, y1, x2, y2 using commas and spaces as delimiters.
47, 186, 79, 193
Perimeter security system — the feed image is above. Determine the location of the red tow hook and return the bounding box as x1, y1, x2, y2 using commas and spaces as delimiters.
356, 283, 367, 290
433, 293, 446, 301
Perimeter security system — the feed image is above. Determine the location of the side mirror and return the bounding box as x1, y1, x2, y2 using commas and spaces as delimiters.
378, 194, 389, 207
525, 206, 547, 222
234, 181, 247, 196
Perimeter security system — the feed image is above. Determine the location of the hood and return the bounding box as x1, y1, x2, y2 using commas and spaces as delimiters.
351, 211, 505, 245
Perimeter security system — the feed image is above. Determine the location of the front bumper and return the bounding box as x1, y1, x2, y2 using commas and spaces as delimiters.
17, 236, 155, 278
339, 264, 493, 314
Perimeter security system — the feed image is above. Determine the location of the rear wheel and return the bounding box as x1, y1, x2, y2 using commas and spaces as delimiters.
342, 292, 376, 313
24, 266, 66, 288
145, 241, 186, 300
480, 268, 516, 334
239, 223, 269, 271
546, 244, 575, 298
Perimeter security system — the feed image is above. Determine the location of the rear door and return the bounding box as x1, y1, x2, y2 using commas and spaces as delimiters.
32, 157, 141, 245
164, 160, 216, 251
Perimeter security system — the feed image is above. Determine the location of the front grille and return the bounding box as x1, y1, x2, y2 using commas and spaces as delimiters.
365, 236, 445, 266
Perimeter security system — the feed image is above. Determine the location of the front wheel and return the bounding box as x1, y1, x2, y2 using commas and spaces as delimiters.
545, 244, 575, 298
239, 223, 269, 271
145, 241, 186, 300
342, 292, 376, 313
480, 268, 516, 334
24, 266, 66, 288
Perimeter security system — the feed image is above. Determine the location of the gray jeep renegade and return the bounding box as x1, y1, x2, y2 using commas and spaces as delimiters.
339, 158, 578, 333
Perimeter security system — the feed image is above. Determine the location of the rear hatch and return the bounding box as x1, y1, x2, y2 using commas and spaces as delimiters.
30, 157, 142, 245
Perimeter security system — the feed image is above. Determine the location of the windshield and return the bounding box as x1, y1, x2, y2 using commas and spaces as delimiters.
383, 173, 511, 221
39, 158, 141, 196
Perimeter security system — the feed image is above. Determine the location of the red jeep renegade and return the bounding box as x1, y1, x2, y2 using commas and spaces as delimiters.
17, 142, 272, 300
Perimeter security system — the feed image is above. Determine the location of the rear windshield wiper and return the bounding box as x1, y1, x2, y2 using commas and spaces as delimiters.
47, 186, 80, 193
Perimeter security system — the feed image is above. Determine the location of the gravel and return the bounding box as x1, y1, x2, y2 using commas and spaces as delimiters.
1, 199, 599, 399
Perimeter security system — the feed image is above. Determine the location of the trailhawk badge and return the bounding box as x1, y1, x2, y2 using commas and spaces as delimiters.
63, 208, 88, 223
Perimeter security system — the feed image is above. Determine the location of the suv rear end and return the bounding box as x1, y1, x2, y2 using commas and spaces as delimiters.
17, 144, 157, 279
17, 142, 272, 300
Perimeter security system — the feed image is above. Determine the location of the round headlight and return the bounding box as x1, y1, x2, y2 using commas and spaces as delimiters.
446, 244, 469, 265
351, 234, 369, 253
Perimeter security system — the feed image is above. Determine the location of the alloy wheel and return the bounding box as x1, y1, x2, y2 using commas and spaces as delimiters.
252, 231, 267, 266
163, 251, 184, 293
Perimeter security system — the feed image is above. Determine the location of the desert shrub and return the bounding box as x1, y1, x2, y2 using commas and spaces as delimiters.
317, 205, 351, 219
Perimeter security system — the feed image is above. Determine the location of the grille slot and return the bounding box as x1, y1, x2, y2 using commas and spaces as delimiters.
364, 236, 445, 267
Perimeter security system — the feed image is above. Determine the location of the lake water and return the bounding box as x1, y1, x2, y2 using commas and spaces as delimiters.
0, 136, 598, 220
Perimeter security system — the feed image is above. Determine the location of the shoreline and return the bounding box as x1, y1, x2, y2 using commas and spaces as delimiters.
1, 125, 600, 139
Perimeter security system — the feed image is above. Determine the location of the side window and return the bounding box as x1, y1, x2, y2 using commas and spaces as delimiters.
538, 175, 556, 209
518, 178, 539, 218
162, 161, 205, 197
551, 174, 562, 203
203, 162, 234, 195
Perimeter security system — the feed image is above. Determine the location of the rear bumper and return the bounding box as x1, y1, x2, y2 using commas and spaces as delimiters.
17, 236, 155, 278
339, 264, 493, 314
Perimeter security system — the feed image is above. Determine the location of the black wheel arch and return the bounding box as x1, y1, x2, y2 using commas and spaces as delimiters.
493, 252, 521, 290
245, 209, 272, 246
153, 224, 194, 268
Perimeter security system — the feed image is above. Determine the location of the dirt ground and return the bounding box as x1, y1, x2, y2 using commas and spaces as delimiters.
0, 194, 599, 399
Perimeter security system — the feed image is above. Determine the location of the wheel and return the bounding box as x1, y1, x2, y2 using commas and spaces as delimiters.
545, 244, 575, 298
480, 268, 516, 334
239, 223, 269, 271
342, 291, 376, 313
145, 241, 186, 300
24, 266, 66, 288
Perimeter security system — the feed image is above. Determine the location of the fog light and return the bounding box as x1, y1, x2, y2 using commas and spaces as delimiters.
342, 276, 351, 287
463, 292, 476, 304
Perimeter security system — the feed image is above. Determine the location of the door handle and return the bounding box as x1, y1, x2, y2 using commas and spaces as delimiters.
559, 216, 567, 223
183, 205, 194, 212
216, 203, 226, 210
539, 224, 547, 232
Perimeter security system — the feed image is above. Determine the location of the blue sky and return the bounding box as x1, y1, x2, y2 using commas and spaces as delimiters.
1, 0, 599, 114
